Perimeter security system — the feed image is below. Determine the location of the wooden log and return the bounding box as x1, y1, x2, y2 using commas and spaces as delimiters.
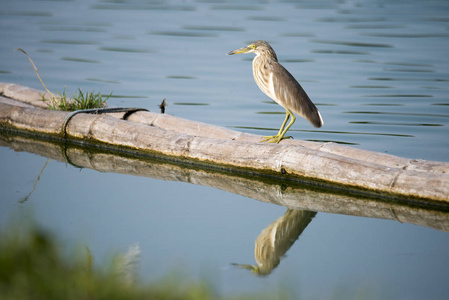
0, 82, 52, 109
1, 133, 448, 233
1, 82, 448, 202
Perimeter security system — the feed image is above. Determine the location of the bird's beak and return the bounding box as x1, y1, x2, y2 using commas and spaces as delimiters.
231, 263, 259, 274
227, 46, 251, 55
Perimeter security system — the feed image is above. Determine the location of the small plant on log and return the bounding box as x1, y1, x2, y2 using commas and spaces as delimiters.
46, 88, 111, 111
15, 48, 111, 111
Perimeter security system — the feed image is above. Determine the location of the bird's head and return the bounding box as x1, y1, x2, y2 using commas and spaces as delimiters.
227, 40, 277, 60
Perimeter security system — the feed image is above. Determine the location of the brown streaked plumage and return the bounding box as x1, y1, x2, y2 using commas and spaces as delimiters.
227, 40, 323, 143
232, 209, 316, 276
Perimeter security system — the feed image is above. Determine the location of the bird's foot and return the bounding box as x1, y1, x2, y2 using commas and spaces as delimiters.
261, 135, 292, 144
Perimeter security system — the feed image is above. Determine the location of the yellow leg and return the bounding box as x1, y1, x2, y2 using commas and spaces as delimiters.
262, 110, 295, 143
279, 111, 296, 140
277, 111, 290, 136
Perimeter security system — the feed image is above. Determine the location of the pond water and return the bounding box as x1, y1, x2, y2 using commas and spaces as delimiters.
1, 0, 449, 299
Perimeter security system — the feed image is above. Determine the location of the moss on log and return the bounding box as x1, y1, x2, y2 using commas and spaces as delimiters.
1, 82, 448, 202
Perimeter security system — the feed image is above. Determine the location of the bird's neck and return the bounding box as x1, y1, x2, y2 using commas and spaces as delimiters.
253, 54, 276, 68
253, 52, 278, 63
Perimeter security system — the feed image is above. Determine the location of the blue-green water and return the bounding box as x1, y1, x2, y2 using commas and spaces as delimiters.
1, 0, 449, 299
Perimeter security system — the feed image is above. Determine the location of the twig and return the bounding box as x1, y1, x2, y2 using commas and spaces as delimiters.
14, 48, 57, 101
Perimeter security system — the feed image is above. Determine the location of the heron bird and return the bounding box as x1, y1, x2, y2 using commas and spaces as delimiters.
227, 40, 323, 143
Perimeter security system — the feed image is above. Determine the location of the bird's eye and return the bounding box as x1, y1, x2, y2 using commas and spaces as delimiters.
250, 44, 256, 49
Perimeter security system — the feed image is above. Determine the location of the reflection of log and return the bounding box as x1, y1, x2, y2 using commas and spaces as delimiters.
234, 209, 316, 276
1, 82, 449, 202
1, 132, 448, 233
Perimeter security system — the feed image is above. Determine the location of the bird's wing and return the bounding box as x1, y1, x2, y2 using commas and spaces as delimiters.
271, 63, 323, 128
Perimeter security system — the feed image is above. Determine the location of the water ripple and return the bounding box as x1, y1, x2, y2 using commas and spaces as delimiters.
0, 11, 52, 17
312, 49, 369, 55
344, 111, 449, 118
41, 39, 99, 45
40, 26, 107, 33
182, 25, 245, 32
280, 59, 315, 63
361, 103, 404, 107
361, 94, 433, 98
354, 59, 434, 67
311, 39, 393, 48
317, 16, 386, 23
369, 77, 449, 82
166, 76, 197, 79
349, 121, 443, 127
98, 47, 155, 53
303, 129, 414, 138
210, 5, 263, 11
173, 102, 209, 106
61, 57, 100, 63
294, 3, 339, 10
86, 78, 121, 84
149, 31, 217, 37
362, 32, 449, 38
350, 85, 392, 89
281, 32, 315, 38
246, 16, 286, 21
109, 95, 147, 99
91, 4, 195, 11
345, 24, 406, 30
383, 68, 435, 73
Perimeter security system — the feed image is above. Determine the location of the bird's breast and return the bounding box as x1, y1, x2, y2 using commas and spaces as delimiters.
252, 58, 276, 101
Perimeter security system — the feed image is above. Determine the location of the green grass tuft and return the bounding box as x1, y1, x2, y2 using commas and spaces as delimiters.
0, 226, 290, 300
45, 88, 111, 111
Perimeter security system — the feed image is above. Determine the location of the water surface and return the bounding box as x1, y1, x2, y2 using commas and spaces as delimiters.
1, 0, 449, 299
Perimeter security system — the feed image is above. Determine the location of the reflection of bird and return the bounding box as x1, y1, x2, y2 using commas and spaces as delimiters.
233, 209, 316, 276
227, 40, 323, 143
